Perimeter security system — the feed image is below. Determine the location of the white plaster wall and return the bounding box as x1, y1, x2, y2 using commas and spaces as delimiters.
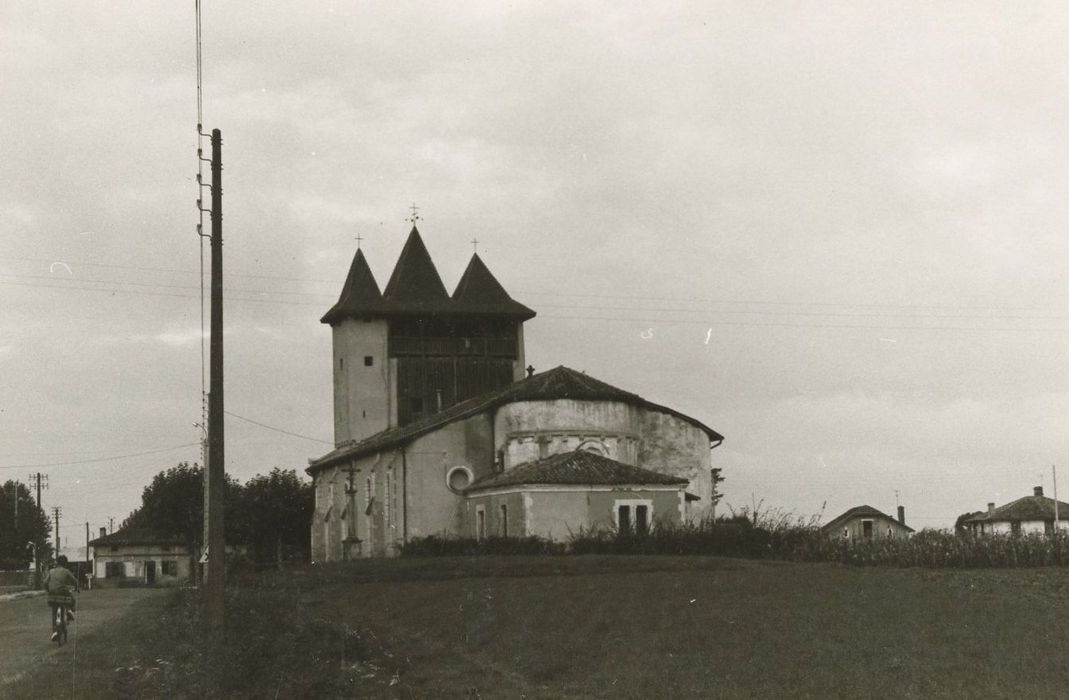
527, 491, 589, 541
332, 319, 390, 445
637, 411, 713, 522
494, 400, 639, 467
404, 412, 496, 538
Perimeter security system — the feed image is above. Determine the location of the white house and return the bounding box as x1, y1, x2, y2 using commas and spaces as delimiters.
963, 486, 1069, 535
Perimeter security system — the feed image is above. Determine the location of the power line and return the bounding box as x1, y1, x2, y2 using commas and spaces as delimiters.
223, 410, 332, 444
0, 442, 201, 470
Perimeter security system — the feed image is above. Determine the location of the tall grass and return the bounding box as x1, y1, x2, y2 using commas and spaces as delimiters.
404, 514, 1069, 569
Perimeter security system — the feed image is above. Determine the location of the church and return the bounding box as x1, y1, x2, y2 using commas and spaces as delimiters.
307, 226, 723, 559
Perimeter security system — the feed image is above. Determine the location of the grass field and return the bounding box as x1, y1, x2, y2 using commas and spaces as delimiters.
11, 556, 1069, 698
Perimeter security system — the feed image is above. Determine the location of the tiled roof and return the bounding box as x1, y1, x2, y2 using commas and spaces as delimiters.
963, 495, 1069, 523
466, 450, 689, 491
320, 248, 386, 323
88, 528, 188, 547
820, 505, 915, 533
307, 365, 723, 472
451, 253, 536, 320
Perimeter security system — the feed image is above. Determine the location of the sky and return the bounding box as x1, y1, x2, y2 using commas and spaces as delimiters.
3, 2, 1069, 549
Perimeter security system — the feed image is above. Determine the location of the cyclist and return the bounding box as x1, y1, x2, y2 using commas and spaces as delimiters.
44, 555, 79, 641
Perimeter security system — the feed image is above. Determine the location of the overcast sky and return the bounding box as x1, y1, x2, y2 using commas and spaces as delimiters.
3, 2, 1069, 547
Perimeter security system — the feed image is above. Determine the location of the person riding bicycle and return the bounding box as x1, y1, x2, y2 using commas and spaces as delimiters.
44, 555, 79, 640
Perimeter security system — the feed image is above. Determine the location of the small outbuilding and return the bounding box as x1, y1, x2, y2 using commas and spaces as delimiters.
88, 528, 192, 586
962, 486, 1069, 536
821, 505, 914, 541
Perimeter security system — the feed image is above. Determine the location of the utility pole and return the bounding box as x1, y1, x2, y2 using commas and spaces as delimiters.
28, 473, 47, 588
52, 506, 61, 558
85, 522, 90, 577
205, 126, 226, 633
1054, 465, 1059, 535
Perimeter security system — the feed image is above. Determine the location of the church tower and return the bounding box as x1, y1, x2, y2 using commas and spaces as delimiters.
321, 226, 536, 446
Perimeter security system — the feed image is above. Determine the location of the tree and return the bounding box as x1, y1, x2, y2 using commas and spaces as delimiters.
241, 468, 313, 566
0, 480, 51, 570
711, 468, 725, 508
122, 462, 244, 548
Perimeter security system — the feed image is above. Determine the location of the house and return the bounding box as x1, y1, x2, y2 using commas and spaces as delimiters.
307, 226, 723, 559
962, 486, 1069, 535
821, 505, 914, 541
88, 528, 192, 586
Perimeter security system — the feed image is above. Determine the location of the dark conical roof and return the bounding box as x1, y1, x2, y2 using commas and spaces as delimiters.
451, 253, 536, 319
380, 227, 451, 312
320, 248, 385, 324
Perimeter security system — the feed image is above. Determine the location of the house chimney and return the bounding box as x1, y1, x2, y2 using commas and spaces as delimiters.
99, 527, 106, 539
988, 502, 995, 514
897, 506, 905, 525
1035, 486, 1044, 497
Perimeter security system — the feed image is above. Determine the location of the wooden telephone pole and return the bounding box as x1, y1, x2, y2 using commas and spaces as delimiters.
205, 127, 226, 632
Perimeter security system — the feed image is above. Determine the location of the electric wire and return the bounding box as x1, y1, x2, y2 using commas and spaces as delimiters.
223, 410, 333, 444
0, 443, 202, 470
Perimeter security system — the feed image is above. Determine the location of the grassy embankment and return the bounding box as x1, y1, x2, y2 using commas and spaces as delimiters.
12, 556, 1069, 698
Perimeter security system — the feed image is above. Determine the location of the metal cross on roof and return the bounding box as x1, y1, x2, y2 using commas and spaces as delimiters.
471, 237, 479, 253
406, 203, 422, 226
354, 232, 364, 249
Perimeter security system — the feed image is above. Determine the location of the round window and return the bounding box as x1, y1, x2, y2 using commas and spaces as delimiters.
446, 466, 473, 493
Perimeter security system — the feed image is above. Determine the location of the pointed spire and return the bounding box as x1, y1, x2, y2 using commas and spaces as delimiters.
381, 227, 451, 309
452, 253, 536, 319
320, 248, 385, 324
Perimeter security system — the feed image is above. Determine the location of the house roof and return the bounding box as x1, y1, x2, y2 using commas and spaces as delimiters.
89, 528, 188, 547
307, 365, 723, 473
820, 505, 915, 533
322, 227, 536, 323
320, 248, 386, 324
451, 253, 536, 319
963, 495, 1069, 524
466, 450, 689, 492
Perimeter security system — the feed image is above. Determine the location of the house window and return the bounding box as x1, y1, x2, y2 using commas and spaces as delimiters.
339, 357, 344, 370
110, 545, 119, 553
476, 506, 486, 540
364, 355, 373, 367
842, 528, 849, 539
500, 504, 509, 537
161, 560, 178, 576
1012, 521, 1021, 536
105, 562, 124, 578
862, 520, 874, 540
615, 499, 653, 534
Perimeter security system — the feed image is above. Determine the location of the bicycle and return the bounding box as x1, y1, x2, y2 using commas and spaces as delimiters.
48, 591, 74, 645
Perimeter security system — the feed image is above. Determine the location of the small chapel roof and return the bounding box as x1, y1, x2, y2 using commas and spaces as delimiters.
307, 365, 723, 473
320, 248, 386, 324
465, 450, 689, 492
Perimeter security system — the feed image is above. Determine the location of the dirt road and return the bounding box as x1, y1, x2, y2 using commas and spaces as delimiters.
0, 588, 168, 687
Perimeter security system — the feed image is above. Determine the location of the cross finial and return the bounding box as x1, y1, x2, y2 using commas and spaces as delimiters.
471, 237, 479, 253
354, 232, 364, 249
406, 203, 422, 226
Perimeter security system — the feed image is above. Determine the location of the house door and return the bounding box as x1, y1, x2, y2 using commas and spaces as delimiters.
862, 520, 873, 540
145, 560, 156, 584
